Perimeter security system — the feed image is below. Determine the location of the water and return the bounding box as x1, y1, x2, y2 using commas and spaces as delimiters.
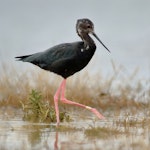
0, 109, 150, 150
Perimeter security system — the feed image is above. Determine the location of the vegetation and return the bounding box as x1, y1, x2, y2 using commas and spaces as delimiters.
0, 63, 149, 150
20, 89, 70, 123
0, 62, 149, 122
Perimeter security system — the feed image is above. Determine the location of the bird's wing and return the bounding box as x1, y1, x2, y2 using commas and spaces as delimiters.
15, 42, 84, 74
42, 43, 78, 70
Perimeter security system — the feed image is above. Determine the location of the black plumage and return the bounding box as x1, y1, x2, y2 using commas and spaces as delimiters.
15, 18, 110, 125
16, 41, 96, 78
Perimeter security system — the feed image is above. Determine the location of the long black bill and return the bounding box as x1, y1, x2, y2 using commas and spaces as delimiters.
92, 32, 110, 52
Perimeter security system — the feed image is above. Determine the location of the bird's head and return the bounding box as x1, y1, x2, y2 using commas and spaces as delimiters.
76, 18, 94, 36
76, 18, 110, 52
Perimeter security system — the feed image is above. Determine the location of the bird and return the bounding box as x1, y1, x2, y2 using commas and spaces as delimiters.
15, 18, 110, 126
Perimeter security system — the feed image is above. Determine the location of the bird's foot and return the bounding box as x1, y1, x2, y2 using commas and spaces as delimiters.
56, 121, 60, 127
86, 106, 105, 119
91, 108, 105, 119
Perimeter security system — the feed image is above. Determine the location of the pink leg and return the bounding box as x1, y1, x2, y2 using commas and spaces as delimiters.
60, 79, 105, 119
54, 80, 65, 126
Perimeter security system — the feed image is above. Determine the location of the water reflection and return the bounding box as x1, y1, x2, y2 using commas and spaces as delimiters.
54, 132, 58, 150
0, 116, 150, 150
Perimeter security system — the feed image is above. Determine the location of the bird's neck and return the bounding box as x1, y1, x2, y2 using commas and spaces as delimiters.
80, 32, 96, 50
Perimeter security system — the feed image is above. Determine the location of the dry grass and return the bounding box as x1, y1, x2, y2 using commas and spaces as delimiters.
0, 62, 149, 117
84, 126, 124, 139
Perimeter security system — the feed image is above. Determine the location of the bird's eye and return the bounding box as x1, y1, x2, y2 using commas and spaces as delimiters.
87, 25, 91, 28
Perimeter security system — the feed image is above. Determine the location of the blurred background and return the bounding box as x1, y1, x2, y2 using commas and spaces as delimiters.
0, 0, 150, 79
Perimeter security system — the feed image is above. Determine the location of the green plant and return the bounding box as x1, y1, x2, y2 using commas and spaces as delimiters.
20, 89, 70, 123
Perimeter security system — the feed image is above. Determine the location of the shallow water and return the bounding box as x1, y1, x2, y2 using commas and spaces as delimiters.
0, 110, 150, 150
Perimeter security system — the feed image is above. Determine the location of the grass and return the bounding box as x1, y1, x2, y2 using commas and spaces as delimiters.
0, 62, 149, 121
84, 126, 124, 139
